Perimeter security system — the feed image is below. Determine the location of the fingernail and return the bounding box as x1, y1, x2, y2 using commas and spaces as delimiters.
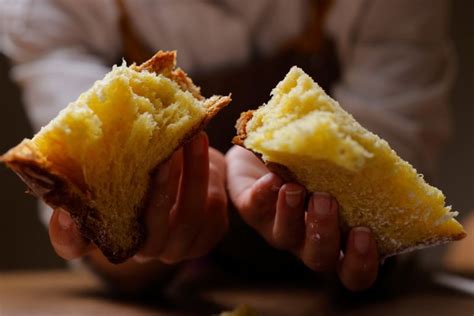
354, 227, 371, 255
191, 133, 206, 156
260, 173, 283, 192
285, 189, 302, 208
57, 209, 73, 230
311, 192, 331, 217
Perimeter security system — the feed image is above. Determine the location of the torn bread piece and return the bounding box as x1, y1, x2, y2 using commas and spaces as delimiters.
234, 66, 465, 259
2, 51, 231, 263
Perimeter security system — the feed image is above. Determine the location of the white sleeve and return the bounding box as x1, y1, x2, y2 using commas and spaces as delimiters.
327, 0, 455, 174
0, 0, 121, 130
11, 49, 112, 130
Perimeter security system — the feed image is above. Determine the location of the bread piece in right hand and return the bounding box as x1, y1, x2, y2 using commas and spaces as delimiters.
234, 66, 466, 259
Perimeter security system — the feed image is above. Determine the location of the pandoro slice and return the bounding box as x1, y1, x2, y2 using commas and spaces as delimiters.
234, 66, 465, 259
1, 51, 231, 263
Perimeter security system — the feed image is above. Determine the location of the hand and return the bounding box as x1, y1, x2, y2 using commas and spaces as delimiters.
226, 145, 379, 291
48, 132, 228, 265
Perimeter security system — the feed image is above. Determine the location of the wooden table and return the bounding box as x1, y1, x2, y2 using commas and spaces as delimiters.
0, 270, 473, 316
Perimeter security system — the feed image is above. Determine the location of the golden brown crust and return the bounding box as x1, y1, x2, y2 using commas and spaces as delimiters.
133, 50, 203, 100
1, 141, 141, 263
232, 108, 466, 259
382, 232, 467, 260
232, 110, 253, 146
1, 51, 231, 263
133, 50, 176, 75
233, 110, 298, 183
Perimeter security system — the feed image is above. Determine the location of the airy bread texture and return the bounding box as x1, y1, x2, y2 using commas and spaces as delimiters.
234, 66, 465, 259
2, 51, 231, 263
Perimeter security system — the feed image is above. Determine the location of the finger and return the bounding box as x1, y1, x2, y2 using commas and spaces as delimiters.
226, 146, 269, 202
163, 144, 229, 262
160, 132, 209, 263
235, 173, 283, 241
338, 227, 379, 291
49, 208, 93, 260
187, 160, 228, 258
135, 150, 183, 261
272, 183, 306, 250
187, 184, 228, 259
226, 145, 268, 178
298, 193, 340, 272
187, 210, 227, 259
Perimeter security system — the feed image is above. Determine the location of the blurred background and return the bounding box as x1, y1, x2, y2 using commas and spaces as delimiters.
0, 55, 65, 270
0, 55, 64, 270
0, 0, 473, 271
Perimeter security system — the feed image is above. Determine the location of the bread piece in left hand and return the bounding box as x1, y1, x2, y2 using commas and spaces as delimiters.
1, 51, 231, 263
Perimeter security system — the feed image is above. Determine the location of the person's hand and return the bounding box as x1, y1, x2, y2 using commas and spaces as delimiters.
48, 132, 228, 264
226, 145, 379, 291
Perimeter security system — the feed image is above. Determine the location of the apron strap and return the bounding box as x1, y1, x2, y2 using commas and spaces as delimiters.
283, 0, 334, 55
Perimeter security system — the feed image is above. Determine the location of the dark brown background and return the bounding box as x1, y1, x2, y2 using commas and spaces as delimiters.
0, 1, 473, 270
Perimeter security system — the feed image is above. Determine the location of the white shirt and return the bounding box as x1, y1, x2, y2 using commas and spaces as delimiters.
0, 0, 455, 224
